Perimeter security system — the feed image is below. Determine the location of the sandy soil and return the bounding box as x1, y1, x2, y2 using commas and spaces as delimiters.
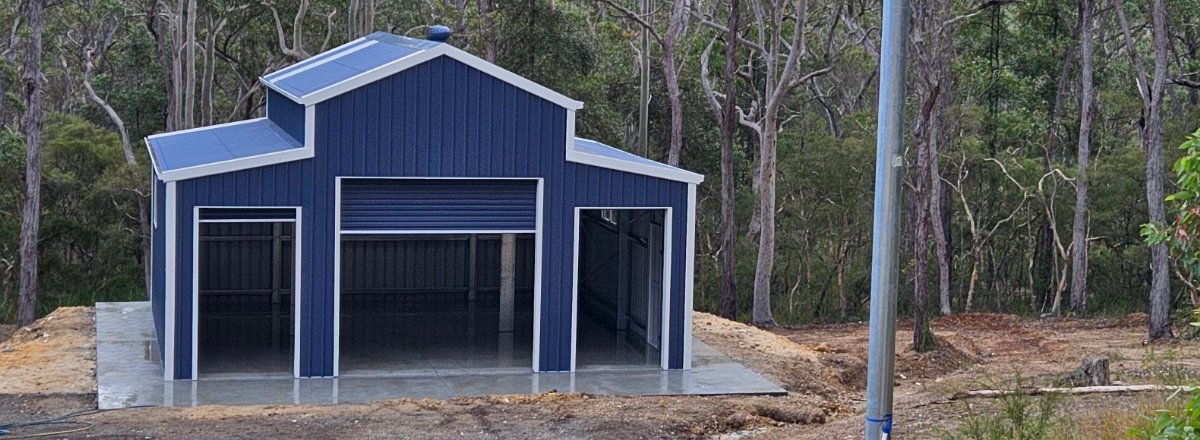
0, 308, 1194, 439
0, 307, 95, 394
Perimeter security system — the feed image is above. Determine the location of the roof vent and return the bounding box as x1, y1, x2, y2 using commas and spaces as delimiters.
427, 25, 452, 43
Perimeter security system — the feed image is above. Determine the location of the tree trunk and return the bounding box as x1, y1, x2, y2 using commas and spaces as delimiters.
931, 108, 951, 316
17, 0, 45, 327
183, 0, 197, 129
752, 115, 778, 326
1069, 0, 1094, 316
913, 106, 935, 352
718, 0, 741, 321
1147, 0, 1173, 340
662, 0, 689, 167
479, 0, 496, 62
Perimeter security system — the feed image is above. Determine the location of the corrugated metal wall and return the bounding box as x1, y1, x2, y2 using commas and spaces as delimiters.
167, 55, 692, 378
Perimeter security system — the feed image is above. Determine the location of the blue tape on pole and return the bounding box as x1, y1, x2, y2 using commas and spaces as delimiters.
866, 414, 894, 434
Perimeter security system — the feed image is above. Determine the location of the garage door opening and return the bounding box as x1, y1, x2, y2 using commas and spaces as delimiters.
196, 209, 297, 378
339, 234, 535, 375
576, 209, 667, 369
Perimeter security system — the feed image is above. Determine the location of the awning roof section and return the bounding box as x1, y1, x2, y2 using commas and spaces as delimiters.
146, 119, 307, 181
570, 138, 704, 184
262, 33, 439, 100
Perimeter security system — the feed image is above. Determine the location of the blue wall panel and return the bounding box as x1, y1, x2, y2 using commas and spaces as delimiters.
169, 55, 692, 378
267, 89, 305, 144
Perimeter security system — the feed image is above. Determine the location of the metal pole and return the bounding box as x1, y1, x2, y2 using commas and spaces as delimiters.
865, 0, 909, 438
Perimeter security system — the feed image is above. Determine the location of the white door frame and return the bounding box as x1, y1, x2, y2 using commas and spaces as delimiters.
333, 176, 544, 376
191, 206, 303, 380
570, 207, 673, 371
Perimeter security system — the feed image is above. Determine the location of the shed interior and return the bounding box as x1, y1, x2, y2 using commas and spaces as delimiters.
197, 219, 296, 378
576, 209, 666, 369
339, 234, 535, 375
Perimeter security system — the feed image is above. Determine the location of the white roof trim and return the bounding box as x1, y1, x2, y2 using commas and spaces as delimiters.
264, 37, 373, 82
260, 43, 584, 110
566, 148, 705, 184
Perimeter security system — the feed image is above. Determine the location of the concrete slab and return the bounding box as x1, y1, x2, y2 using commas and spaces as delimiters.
97, 302, 786, 409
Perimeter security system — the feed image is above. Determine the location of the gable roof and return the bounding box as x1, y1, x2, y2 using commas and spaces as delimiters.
147, 33, 702, 185
146, 118, 311, 182
261, 32, 584, 110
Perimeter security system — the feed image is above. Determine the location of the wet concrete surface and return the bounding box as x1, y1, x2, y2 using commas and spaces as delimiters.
97, 302, 785, 409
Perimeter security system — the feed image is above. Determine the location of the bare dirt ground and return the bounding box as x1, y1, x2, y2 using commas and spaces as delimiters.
0, 307, 95, 394
0, 308, 1194, 439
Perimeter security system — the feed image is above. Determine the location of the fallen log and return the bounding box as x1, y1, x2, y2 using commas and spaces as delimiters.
952, 384, 1196, 400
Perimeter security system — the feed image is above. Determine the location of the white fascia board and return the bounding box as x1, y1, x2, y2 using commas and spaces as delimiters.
298, 46, 449, 105
156, 146, 313, 182
145, 118, 266, 140
565, 148, 705, 185
265, 43, 584, 111
437, 45, 583, 110
262, 81, 305, 104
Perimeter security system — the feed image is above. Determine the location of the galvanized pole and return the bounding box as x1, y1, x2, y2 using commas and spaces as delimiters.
865, 0, 909, 438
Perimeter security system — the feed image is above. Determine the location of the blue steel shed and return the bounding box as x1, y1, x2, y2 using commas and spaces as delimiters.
146, 32, 703, 380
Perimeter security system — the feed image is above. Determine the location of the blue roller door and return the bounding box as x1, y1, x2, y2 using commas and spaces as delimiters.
340, 179, 538, 232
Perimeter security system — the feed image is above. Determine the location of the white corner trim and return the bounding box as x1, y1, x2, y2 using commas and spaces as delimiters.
683, 184, 697, 369
332, 178, 342, 377
164, 181, 177, 381
532, 179, 544, 372
190, 206, 199, 380
569, 209, 581, 372
293, 207, 304, 379
661, 208, 674, 371
304, 105, 316, 150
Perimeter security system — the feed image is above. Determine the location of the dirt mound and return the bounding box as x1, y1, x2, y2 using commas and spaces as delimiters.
933, 312, 1023, 330
895, 339, 978, 381
0, 307, 96, 394
693, 312, 865, 400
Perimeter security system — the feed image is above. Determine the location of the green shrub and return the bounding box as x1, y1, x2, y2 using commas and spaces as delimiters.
1131, 391, 1200, 439
942, 380, 1069, 440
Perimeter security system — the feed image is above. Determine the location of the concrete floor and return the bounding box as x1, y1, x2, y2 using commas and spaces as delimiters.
97, 302, 785, 409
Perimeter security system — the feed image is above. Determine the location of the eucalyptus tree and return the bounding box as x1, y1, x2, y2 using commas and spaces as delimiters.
1114, 0, 1174, 339
17, 0, 45, 327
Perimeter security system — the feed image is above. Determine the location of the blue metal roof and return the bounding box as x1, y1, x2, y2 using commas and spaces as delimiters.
573, 138, 702, 182
147, 119, 303, 172
263, 32, 440, 99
